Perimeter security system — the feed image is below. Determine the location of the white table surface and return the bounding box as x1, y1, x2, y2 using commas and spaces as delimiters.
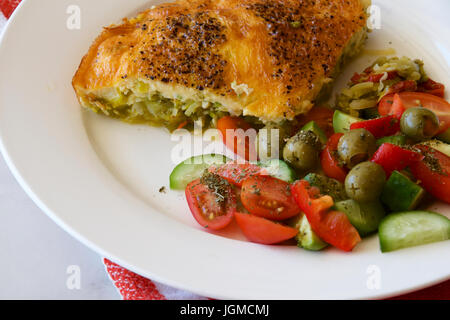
0, 152, 120, 299
0, 7, 121, 301
0, 0, 448, 300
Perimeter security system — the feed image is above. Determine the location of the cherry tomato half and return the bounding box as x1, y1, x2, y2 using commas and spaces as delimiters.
241, 175, 301, 221
320, 133, 348, 183
217, 116, 257, 161
410, 145, 450, 204
235, 212, 298, 245
379, 92, 450, 134
209, 162, 262, 187
185, 179, 236, 230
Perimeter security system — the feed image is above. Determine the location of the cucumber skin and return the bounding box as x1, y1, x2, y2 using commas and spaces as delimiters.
171, 156, 295, 190
379, 211, 450, 253
376, 135, 406, 147
334, 200, 385, 237
295, 214, 328, 251
169, 154, 230, 190
333, 110, 361, 133
301, 121, 328, 145
257, 159, 297, 183
381, 170, 425, 212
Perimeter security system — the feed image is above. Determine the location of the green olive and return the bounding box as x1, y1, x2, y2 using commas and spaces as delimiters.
256, 125, 289, 161
337, 129, 377, 169
400, 107, 440, 141
283, 130, 321, 171
345, 161, 386, 202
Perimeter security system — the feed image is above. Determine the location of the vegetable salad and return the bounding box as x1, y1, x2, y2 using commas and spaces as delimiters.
169, 56, 450, 253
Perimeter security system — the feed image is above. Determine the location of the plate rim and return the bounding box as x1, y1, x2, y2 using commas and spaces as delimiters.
0, 0, 449, 300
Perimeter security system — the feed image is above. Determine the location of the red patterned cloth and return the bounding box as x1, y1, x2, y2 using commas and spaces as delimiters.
0, 0, 20, 18
103, 259, 166, 300
1, 0, 448, 300
103, 257, 450, 300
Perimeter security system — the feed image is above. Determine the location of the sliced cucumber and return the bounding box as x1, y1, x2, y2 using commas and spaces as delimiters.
334, 200, 385, 237
170, 154, 231, 190
376, 135, 406, 147
257, 159, 297, 183
379, 211, 450, 252
381, 170, 425, 212
419, 140, 450, 158
301, 121, 328, 145
303, 173, 348, 202
333, 110, 362, 133
295, 214, 328, 251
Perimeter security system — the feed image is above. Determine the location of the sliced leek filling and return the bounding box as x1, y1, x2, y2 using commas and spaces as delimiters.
85, 85, 232, 131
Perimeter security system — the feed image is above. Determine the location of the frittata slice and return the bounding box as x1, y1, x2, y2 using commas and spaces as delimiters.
72, 0, 370, 130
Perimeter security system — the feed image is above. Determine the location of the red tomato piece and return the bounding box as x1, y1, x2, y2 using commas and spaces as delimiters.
350, 115, 400, 138
209, 162, 261, 187
291, 180, 361, 252
351, 71, 397, 84
367, 71, 398, 83
417, 78, 445, 98
235, 212, 298, 245
378, 94, 394, 116
217, 116, 257, 161
378, 94, 406, 120
320, 133, 348, 182
363, 66, 373, 74
371, 143, 424, 177
387, 80, 418, 95
378, 92, 450, 134
241, 175, 301, 221
351, 72, 362, 84
185, 179, 236, 230
391, 93, 407, 119
410, 145, 450, 204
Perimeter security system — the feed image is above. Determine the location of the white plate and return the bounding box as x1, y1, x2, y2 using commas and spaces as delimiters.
0, 0, 449, 300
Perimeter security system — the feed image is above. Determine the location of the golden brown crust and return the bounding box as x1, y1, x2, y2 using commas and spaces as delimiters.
73, 0, 368, 122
